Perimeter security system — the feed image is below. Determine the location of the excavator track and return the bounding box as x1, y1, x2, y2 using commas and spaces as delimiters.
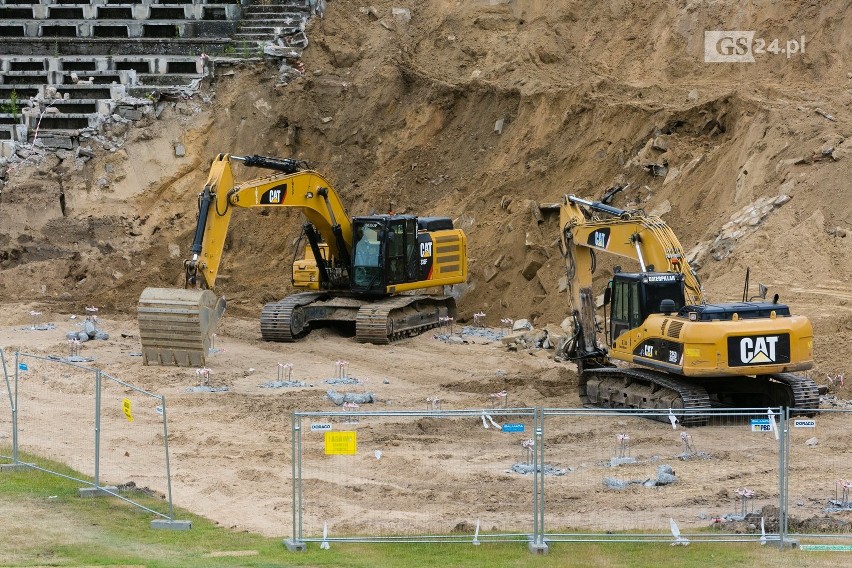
260, 292, 326, 342
768, 373, 820, 416
355, 295, 456, 344
579, 366, 712, 426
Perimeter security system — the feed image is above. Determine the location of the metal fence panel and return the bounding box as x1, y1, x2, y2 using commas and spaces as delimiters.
14, 353, 98, 484
293, 409, 536, 543
541, 408, 784, 543
98, 372, 173, 519
786, 408, 852, 543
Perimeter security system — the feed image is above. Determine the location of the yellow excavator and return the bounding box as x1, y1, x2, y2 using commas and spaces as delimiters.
558, 195, 819, 424
138, 154, 467, 366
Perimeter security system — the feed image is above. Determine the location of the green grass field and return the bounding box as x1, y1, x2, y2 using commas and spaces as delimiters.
0, 454, 848, 567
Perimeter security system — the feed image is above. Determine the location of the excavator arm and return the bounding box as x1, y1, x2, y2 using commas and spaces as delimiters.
139, 153, 355, 367
187, 153, 353, 289
559, 195, 703, 363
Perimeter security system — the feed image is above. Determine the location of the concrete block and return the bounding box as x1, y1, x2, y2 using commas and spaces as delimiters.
151, 519, 192, 531
528, 540, 549, 554
0, 463, 31, 472
118, 108, 143, 121
0, 141, 15, 159
283, 538, 307, 552
78, 485, 118, 498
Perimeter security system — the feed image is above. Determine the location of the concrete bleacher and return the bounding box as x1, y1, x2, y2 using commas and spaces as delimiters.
0, 0, 314, 151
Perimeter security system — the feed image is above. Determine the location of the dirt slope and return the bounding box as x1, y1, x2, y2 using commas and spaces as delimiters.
1, 0, 850, 371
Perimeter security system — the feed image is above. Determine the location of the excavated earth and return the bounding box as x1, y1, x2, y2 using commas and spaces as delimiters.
0, 0, 851, 539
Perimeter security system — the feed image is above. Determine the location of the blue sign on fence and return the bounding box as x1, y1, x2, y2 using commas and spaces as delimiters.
750, 418, 771, 432
502, 423, 525, 433
18, 363, 28, 371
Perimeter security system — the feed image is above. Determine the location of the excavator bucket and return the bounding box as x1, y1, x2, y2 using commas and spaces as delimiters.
137, 287, 226, 367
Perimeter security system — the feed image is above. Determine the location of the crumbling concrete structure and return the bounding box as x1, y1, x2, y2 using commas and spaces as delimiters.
0, 0, 314, 151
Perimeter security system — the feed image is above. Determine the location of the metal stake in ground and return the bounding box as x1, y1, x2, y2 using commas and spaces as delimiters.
680, 431, 695, 454
426, 396, 442, 411
489, 390, 508, 409
500, 318, 513, 336
335, 360, 349, 380
67, 339, 80, 358
29, 310, 42, 330
616, 433, 630, 459
837, 479, 851, 508
736, 487, 755, 517
522, 438, 535, 466
277, 362, 293, 382
473, 311, 486, 327
342, 401, 359, 423
195, 367, 211, 386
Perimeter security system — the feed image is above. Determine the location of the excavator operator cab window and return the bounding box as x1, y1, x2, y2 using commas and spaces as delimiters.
610, 273, 685, 344
386, 217, 418, 285
352, 221, 384, 291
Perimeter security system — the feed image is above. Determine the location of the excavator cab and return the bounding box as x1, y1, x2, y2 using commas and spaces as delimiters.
607, 272, 686, 345
351, 215, 420, 294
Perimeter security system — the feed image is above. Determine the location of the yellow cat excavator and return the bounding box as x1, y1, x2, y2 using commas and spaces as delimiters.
558, 195, 818, 423
138, 154, 467, 366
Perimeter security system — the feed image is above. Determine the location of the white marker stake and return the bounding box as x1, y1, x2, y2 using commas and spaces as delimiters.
668, 408, 678, 429
767, 408, 779, 441
481, 412, 489, 429
320, 522, 330, 549
374, 450, 382, 460
472, 519, 480, 546
760, 517, 766, 545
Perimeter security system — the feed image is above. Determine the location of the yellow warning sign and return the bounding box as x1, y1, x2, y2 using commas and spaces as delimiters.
122, 398, 134, 422
324, 431, 356, 455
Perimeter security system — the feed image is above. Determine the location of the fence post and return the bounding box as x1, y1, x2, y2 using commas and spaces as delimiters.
161, 396, 174, 521
284, 412, 306, 551
79, 368, 118, 497
12, 351, 19, 464
150, 395, 192, 530
778, 406, 790, 549
529, 408, 548, 554
94, 369, 101, 489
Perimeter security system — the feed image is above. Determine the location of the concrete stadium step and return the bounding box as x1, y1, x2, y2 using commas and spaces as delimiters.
136, 72, 199, 86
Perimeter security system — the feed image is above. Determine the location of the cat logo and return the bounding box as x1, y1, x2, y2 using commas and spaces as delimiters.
740, 336, 779, 364
420, 242, 433, 258
586, 228, 610, 249
259, 184, 287, 204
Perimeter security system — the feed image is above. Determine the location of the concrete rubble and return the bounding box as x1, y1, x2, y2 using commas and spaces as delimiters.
66, 318, 109, 342
326, 389, 375, 405
603, 464, 679, 489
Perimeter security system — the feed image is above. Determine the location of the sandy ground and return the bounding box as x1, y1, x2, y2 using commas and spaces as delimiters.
1, 308, 849, 539
1, 0, 851, 542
